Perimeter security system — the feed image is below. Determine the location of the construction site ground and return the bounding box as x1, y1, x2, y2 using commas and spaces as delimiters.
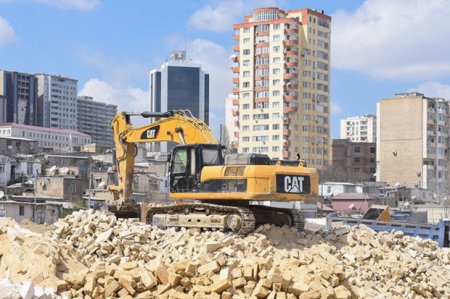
1, 210, 450, 299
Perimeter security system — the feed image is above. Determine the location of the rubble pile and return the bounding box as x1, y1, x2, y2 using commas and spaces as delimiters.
1, 210, 450, 298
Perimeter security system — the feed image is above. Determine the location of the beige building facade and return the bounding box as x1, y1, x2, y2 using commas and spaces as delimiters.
231, 7, 331, 167
377, 92, 450, 194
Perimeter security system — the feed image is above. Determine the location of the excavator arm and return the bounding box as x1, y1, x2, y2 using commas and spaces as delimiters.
109, 110, 217, 212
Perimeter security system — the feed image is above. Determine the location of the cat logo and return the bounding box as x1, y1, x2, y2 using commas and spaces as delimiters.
276, 175, 310, 194
284, 176, 304, 193
140, 125, 160, 140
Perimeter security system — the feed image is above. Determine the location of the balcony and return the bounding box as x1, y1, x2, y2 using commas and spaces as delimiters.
283, 151, 290, 159
256, 31, 269, 36
283, 73, 297, 80
232, 66, 240, 73
232, 88, 239, 94
284, 40, 298, 47
283, 128, 290, 136
285, 28, 298, 34
234, 132, 240, 138
231, 55, 239, 63
255, 86, 269, 92
284, 95, 296, 101
232, 77, 239, 84
232, 99, 239, 106
284, 50, 299, 56
284, 83, 298, 90
255, 42, 270, 48
234, 120, 239, 127
283, 106, 298, 113
283, 118, 291, 125
255, 97, 269, 103
283, 140, 291, 147
232, 45, 240, 52
285, 61, 298, 68
232, 109, 239, 117
233, 34, 240, 40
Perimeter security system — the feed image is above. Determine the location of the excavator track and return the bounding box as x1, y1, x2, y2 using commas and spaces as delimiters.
249, 205, 305, 231
146, 203, 256, 235
145, 202, 305, 234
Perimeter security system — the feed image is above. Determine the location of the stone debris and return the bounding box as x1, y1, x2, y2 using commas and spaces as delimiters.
0, 209, 450, 298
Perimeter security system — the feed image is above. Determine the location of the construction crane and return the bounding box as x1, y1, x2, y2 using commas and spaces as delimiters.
109, 110, 319, 234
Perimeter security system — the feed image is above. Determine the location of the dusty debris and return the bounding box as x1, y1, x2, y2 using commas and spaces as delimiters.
0, 210, 449, 298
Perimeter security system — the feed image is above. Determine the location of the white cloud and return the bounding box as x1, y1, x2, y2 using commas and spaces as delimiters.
330, 102, 343, 115
36, 0, 99, 10
333, 0, 450, 79
0, 17, 16, 47
79, 79, 148, 114
189, 0, 285, 32
410, 82, 450, 99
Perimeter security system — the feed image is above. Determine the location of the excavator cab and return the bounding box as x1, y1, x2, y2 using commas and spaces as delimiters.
170, 144, 224, 193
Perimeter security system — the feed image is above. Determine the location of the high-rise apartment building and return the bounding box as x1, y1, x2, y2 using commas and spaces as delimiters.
36, 74, 78, 130
77, 96, 118, 145
340, 115, 376, 142
377, 92, 450, 193
0, 70, 38, 125
149, 50, 210, 152
231, 7, 331, 167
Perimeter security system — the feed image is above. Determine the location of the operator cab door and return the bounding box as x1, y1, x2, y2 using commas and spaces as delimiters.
170, 144, 223, 193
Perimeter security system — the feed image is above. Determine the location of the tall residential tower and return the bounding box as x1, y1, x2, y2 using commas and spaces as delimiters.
231, 7, 331, 167
0, 70, 38, 125
36, 74, 78, 130
377, 92, 450, 193
340, 114, 376, 142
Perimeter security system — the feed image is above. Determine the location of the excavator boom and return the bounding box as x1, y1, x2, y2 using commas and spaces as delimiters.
109, 110, 217, 212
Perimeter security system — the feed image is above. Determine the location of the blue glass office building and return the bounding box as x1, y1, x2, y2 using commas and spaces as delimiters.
149, 51, 210, 152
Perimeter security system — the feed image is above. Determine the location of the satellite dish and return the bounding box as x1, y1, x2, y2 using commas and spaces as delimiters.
0, 191, 4, 199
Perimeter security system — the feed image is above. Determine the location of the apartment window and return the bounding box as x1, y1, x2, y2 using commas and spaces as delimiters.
273, 124, 280, 130
253, 136, 269, 142
272, 68, 280, 75
272, 135, 280, 141
273, 35, 280, 42
243, 27, 250, 33
273, 24, 280, 30
253, 125, 269, 131
19, 206, 25, 216
273, 46, 280, 53
272, 113, 280, 119
370, 147, 375, 154
242, 137, 250, 142
243, 126, 250, 131
243, 71, 250, 77
272, 102, 280, 108
243, 104, 250, 109
243, 60, 250, 66
355, 147, 360, 153
272, 57, 281, 64
272, 146, 280, 152
272, 90, 280, 97
243, 82, 250, 88
243, 38, 250, 44
243, 49, 250, 55
242, 114, 249, 120
242, 92, 250, 99
354, 157, 360, 163
242, 147, 249, 153
253, 147, 269, 153
0, 164, 4, 173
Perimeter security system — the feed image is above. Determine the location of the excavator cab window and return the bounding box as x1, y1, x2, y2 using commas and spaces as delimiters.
170, 144, 223, 193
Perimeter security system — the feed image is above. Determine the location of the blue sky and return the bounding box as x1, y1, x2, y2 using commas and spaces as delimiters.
1, 0, 450, 138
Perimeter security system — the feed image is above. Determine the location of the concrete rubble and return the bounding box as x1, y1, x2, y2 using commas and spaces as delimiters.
0, 210, 450, 298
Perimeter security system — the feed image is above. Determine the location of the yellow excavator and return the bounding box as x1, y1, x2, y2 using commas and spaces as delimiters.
109, 110, 319, 234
